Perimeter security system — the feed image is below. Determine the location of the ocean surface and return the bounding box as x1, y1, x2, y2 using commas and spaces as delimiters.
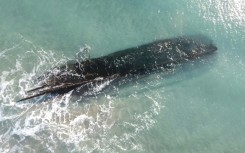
0, 0, 245, 152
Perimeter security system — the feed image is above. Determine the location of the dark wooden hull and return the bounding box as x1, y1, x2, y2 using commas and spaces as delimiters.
17, 35, 217, 102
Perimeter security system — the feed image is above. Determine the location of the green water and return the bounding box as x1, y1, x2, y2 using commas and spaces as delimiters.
0, 0, 245, 152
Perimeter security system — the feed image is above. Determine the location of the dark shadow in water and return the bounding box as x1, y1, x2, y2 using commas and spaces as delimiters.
16, 35, 218, 103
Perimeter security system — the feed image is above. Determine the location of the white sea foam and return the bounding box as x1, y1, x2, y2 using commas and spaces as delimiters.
0, 36, 164, 153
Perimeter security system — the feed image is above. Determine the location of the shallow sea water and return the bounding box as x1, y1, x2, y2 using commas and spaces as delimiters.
0, 0, 245, 152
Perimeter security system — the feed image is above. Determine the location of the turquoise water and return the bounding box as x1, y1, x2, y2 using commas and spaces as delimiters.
0, 0, 245, 152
